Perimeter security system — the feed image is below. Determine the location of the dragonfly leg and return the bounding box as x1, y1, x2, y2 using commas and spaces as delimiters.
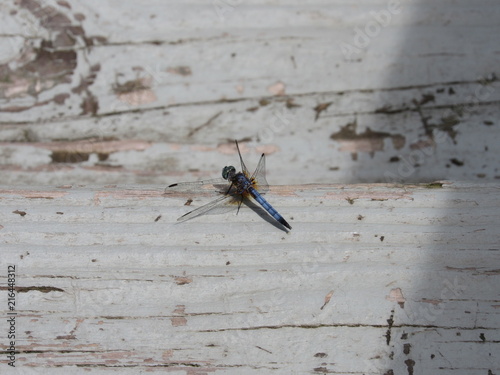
236, 195, 244, 215
225, 182, 234, 195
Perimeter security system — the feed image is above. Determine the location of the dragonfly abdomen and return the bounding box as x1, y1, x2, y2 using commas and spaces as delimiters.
248, 187, 291, 230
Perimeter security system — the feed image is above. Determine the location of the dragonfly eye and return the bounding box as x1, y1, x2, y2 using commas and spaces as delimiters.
222, 166, 235, 180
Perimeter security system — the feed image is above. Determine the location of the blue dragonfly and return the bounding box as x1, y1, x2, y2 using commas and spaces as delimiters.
167, 140, 292, 230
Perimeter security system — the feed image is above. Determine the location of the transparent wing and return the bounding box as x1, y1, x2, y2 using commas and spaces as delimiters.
235, 140, 249, 176
166, 177, 228, 194
250, 153, 269, 194
175, 193, 238, 223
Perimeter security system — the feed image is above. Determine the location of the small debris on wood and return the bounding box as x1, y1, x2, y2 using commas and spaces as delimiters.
320, 290, 334, 310
425, 182, 444, 189
313, 102, 332, 121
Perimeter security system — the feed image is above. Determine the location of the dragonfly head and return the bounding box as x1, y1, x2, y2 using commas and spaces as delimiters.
222, 166, 236, 180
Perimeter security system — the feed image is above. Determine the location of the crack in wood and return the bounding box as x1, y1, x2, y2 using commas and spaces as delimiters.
188, 111, 223, 137
197, 322, 494, 333
0, 285, 64, 293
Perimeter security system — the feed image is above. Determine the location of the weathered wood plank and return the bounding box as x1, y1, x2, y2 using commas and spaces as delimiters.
0, 182, 499, 373
1, 0, 499, 185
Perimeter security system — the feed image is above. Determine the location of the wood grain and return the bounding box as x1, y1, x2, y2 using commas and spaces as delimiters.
1, 0, 499, 186
0, 182, 499, 374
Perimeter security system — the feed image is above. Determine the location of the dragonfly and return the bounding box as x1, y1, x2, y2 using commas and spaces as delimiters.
167, 140, 292, 230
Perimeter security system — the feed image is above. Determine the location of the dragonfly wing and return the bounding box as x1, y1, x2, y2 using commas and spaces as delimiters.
250, 153, 269, 194
166, 177, 228, 194
235, 140, 250, 176
176, 193, 237, 222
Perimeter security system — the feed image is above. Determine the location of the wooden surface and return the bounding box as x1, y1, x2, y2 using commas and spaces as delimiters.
1, 0, 500, 186
0, 182, 499, 374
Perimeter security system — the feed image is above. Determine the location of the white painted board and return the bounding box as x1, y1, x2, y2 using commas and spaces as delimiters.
0, 182, 499, 374
1, 0, 499, 185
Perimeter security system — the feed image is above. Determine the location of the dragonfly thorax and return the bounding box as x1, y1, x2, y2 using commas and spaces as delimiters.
222, 165, 236, 180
